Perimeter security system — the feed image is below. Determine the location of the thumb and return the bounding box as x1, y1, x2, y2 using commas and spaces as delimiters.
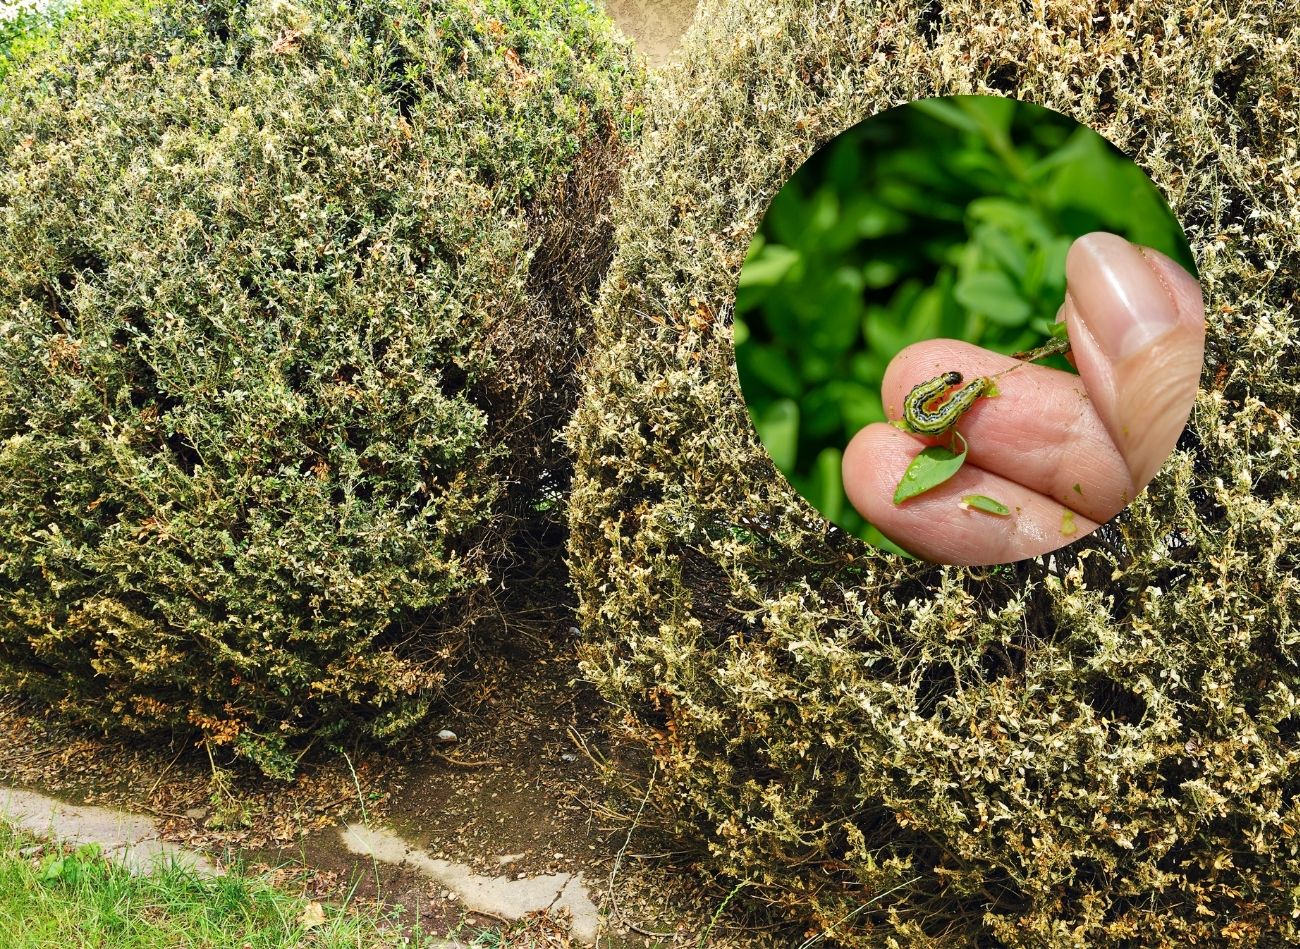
1060, 232, 1205, 491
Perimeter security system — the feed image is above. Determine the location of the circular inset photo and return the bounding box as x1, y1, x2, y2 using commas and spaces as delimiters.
735, 95, 1205, 566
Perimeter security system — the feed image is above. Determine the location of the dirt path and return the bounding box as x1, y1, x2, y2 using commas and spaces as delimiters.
0, 783, 600, 944
0, 649, 768, 946
602, 0, 698, 63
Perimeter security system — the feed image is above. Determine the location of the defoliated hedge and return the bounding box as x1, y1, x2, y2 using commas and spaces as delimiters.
0, 0, 638, 778
567, 0, 1299, 945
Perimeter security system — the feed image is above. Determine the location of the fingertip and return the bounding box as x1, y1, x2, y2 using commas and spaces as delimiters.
1066, 232, 1182, 364
1061, 238, 1204, 491
1136, 244, 1207, 334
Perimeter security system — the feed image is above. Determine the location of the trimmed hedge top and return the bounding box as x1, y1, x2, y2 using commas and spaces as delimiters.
0, 0, 638, 777
567, 0, 1299, 945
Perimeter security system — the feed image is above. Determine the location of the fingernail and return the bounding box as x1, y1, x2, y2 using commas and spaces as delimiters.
1065, 233, 1179, 362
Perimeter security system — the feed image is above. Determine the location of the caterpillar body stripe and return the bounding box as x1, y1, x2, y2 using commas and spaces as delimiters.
901, 371, 991, 435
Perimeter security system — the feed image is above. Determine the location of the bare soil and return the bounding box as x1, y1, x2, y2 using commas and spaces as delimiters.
0, 640, 770, 947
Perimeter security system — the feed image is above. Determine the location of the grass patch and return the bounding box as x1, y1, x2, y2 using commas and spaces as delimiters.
0, 819, 424, 948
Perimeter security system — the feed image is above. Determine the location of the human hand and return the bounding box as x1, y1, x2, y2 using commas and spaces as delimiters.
842, 232, 1206, 566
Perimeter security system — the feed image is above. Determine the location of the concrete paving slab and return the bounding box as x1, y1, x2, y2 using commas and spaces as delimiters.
0, 786, 220, 877
342, 822, 602, 944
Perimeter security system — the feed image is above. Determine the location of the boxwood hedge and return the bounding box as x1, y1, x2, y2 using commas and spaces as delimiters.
567, 0, 1299, 944
0, 0, 638, 777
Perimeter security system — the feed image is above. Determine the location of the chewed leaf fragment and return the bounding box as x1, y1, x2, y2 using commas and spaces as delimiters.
959, 494, 1010, 516
894, 435, 968, 505
1061, 509, 1077, 536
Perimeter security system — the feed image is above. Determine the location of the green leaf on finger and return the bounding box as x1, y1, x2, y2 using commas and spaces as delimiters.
893, 434, 968, 505
959, 494, 1010, 515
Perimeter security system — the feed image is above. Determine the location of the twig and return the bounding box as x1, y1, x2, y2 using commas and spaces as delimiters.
307, 796, 356, 813
142, 807, 193, 821
1005, 334, 1072, 367
604, 764, 679, 939
795, 875, 923, 948
462, 906, 513, 927
145, 744, 187, 799
430, 749, 499, 769
565, 725, 607, 768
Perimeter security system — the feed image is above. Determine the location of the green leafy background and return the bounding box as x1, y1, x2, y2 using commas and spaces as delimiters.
734, 95, 1195, 552
0, 0, 64, 78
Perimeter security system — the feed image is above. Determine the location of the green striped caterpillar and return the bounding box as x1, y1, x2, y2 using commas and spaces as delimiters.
898, 371, 993, 435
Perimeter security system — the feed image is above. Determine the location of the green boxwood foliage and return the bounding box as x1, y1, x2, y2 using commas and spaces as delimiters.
567, 0, 1299, 945
1, 1, 65, 80
0, 0, 637, 777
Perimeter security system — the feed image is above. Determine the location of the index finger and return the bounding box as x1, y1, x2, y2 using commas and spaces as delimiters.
842, 422, 1102, 565
882, 339, 1134, 524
